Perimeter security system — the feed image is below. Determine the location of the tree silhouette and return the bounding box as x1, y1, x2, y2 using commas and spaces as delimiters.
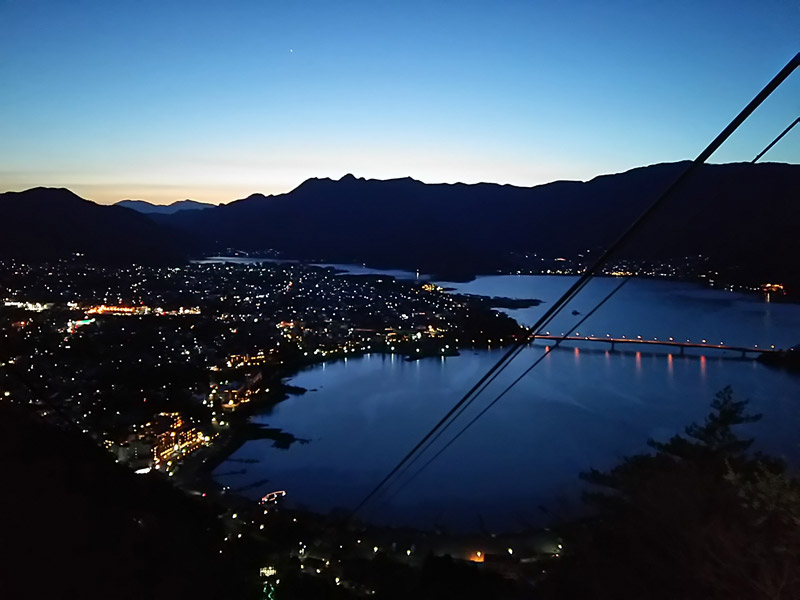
541, 387, 800, 600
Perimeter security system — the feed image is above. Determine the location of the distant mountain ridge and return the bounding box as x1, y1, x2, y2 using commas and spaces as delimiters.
2, 162, 799, 288
116, 199, 214, 215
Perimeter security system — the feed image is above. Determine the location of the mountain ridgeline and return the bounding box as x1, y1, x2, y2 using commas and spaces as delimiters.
155, 162, 800, 286
116, 199, 215, 215
0, 187, 186, 265
1, 162, 798, 287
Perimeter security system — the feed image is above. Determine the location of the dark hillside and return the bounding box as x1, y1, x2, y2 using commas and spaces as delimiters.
0, 187, 187, 265
158, 162, 800, 286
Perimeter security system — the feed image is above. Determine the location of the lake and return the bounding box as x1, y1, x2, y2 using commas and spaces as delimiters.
214, 273, 800, 531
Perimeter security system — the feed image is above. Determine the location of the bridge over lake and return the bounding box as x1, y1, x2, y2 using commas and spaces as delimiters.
531, 334, 780, 358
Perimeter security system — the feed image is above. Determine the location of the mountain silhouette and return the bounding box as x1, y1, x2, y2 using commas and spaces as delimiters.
3, 162, 798, 288
0, 187, 186, 265
154, 162, 800, 286
116, 199, 215, 215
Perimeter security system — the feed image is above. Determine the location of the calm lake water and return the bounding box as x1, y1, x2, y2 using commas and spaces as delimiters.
214, 272, 800, 531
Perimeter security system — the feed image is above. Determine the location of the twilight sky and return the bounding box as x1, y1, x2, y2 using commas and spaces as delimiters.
1, 0, 797, 205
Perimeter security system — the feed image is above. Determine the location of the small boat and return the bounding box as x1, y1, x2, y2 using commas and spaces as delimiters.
260, 490, 287, 504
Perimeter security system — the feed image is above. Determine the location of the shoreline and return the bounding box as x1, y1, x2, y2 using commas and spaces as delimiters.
187, 336, 800, 508
186, 320, 799, 498
193, 256, 800, 304
184, 339, 517, 496
170, 263, 799, 536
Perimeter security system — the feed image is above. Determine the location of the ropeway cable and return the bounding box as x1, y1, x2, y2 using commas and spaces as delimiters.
378, 102, 800, 501
751, 116, 799, 163
352, 52, 800, 517
350, 52, 799, 517
377, 278, 630, 502
364, 56, 800, 511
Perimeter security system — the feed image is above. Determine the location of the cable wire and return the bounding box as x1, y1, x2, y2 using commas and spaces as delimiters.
379, 279, 629, 501
378, 88, 800, 501
351, 52, 799, 517
751, 116, 799, 163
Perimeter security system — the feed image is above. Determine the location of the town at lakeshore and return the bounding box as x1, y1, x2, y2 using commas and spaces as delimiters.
0, 255, 793, 596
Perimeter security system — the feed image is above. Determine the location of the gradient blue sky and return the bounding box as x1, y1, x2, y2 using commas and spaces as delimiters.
1, 0, 797, 204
